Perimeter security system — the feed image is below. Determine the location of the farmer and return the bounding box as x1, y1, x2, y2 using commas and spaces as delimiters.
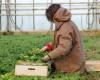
41, 4, 85, 73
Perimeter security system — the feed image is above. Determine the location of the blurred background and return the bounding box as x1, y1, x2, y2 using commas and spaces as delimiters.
0, 0, 100, 32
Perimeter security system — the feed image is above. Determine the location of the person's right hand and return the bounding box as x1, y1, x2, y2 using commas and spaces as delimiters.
41, 55, 50, 63
40, 42, 54, 52
40, 46, 48, 52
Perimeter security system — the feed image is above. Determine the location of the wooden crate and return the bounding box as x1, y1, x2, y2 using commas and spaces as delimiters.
15, 60, 100, 76
15, 62, 48, 76
86, 60, 100, 71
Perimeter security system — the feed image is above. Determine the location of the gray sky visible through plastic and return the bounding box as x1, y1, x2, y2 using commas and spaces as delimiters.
1, 0, 99, 31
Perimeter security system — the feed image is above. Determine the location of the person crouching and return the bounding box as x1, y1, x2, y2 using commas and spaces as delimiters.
42, 4, 86, 73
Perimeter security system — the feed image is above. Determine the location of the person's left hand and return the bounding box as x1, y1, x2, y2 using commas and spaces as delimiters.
40, 42, 54, 52
40, 46, 48, 52
41, 55, 50, 63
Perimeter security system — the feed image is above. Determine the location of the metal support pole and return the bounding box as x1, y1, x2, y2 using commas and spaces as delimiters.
96, 0, 98, 30
6, 0, 11, 32
15, 0, 17, 30
0, 0, 2, 31
81, 15, 83, 30
33, 0, 35, 30
70, 0, 71, 12
0, 2, 99, 5
50, 0, 53, 31
88, 0, 90, 29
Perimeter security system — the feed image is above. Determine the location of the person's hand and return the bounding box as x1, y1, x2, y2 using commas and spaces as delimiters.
41, 58, 47, 63
40, 46, 48, 52
41, 55, 50, 63
40, 42, 54, 52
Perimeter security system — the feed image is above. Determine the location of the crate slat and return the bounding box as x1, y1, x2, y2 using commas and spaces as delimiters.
15, 60, 100, 77
86, 61, 100, 71
15, 65, 48, 76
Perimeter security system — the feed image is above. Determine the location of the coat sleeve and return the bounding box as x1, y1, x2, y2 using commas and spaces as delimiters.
43, 27, 73, 62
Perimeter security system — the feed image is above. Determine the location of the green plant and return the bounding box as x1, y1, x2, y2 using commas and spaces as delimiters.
0, 34, 100, 80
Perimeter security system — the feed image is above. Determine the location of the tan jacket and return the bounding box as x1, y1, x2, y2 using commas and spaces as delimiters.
43, 7, 85, 73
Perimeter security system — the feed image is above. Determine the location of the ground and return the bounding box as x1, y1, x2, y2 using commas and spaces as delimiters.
0, 33, 100, 80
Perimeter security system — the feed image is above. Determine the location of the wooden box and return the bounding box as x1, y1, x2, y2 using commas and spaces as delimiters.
15, 61, 48, 76
86, 60, 100, 71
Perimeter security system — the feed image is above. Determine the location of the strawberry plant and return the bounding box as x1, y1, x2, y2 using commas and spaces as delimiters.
0, 33, 100, 80
19, 48, 48, 63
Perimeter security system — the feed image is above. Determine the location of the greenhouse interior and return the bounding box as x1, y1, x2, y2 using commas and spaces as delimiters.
0, 0, 100, 80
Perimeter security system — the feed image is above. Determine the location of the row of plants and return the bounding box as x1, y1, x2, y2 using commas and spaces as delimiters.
0, 34, 52, 74
0, 34, 100, 80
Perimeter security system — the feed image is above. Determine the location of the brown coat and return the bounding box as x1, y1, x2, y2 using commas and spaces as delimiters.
43, 7, 85, 73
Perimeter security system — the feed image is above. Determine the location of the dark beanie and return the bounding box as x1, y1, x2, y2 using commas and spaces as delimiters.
46, 4, 61, 22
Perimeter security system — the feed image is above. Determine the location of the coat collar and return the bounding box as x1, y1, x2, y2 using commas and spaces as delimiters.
53, 7, 71, 31
55, 22, 64, 31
